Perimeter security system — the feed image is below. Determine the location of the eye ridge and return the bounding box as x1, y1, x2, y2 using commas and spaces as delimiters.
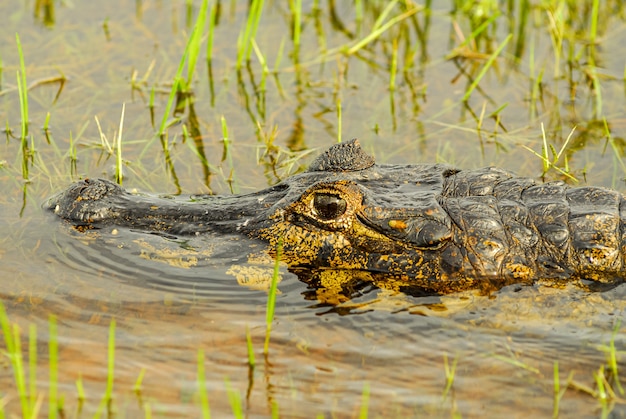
313, 193, 347, 220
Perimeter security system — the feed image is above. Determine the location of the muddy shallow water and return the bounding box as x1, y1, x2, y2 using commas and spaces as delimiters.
1, 0, 626, 417
10, 219, 626, 417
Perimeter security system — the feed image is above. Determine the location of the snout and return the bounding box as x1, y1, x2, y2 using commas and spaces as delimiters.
44, 178, 124, 224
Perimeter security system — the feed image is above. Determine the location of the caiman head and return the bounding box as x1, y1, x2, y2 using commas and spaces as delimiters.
242, 139, 488, 293
49, 139, 569, 294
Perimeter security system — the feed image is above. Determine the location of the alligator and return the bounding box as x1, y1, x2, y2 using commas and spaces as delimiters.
45, 139, 626, 294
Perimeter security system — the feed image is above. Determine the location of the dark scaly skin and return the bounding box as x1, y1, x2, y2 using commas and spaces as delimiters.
45, 139, 626, 293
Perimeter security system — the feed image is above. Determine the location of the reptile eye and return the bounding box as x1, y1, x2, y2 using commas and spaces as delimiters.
313, 193, 347, 220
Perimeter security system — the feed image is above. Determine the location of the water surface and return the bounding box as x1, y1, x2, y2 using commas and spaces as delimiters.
1, 1, 625, 417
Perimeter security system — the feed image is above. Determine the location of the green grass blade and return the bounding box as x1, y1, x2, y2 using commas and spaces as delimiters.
447, 12, 501, 59
264, 239, 281, 354
197, 349, 210, 419
237, 0, 265, 69
442, 353, 458, 400
290, 0, 302, 51
133, 368, 146, 393
92, 320, 116, 418
28, 324, 37, 414
462, 33, 512, 102
355, 0, 363, 25
186, 0, 208, 89
75, 373, 85, 408
158, 7, 202, 136
49, 316, 58, 419
606, 320, 624, 396
115, 103, 125, 185
347, 6, 420, 55
0, 302, 14, 354
158, 78, 183, 137
589, 0, 599, 48
206, 0, 218, 63
16, 70, 27, 141
372, 0, 398, 31
389, 37, 398, 92
107, 320, 115, 399
359, 382, 370, 419
336, 98, 342, 143
247, 0, 265, 62
225, 378, 243, 419
12, 324, 30, 418
251, 38, 268, 93
15, 33, 29, 139
0, 303, 29, 417
94, 318, 116, 419
16, 71, 29, 180
552, 361, 560, 418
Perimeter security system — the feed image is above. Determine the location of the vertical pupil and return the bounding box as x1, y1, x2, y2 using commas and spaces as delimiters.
313, 193, 347, 220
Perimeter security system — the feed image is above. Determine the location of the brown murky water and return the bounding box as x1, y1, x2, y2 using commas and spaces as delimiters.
1, 1, 626, 417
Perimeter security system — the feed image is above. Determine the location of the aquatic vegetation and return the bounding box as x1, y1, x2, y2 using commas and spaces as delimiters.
1, 299, 623, 417
0, 0, 625, 416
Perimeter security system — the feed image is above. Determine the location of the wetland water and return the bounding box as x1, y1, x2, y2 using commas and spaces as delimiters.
1, 0, 626, 417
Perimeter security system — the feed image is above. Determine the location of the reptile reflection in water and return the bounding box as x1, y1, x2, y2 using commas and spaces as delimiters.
46, 139, 626, 296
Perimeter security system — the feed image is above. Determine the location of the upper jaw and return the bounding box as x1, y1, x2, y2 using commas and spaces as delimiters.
44, 178, 123, 224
